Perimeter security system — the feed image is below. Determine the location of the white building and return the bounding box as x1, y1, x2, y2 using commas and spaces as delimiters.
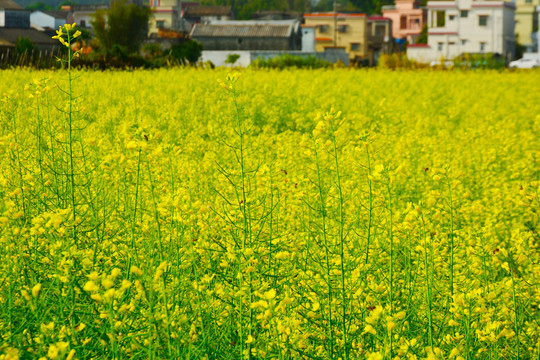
407, 0, 516, 63
30, 10, 67, 30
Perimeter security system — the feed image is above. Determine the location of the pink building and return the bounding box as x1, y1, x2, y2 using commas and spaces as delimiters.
382, 0, 427, 44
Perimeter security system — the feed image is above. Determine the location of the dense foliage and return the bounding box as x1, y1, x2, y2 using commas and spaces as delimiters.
0, 67, 539, 360
90, 0, 152, 56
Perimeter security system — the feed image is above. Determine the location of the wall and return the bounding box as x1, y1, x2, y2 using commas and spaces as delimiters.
4, 10, 30, 28
149, 0, 180, 35
514, 0, 540, 49
407, 44, 437, 62
0, 10, 4, 27
194, 37, 293, 51
30, 11, 54, 29
305, 14, 367, 60
382, 2, 425, 42
201, 50, 251, 66
302, 27, 315, 52
201, 49, 350, 67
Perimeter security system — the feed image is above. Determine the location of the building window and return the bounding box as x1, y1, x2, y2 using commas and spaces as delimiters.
479, 15, 488, 26
80, 20, 86, 28
460, 10, 468, 18
449, 15, 456, 21
151, 0, 159, 6
461, 39, 467, 45
525, 0, 532, 3
338, 24, 347, 33
436, 11, 446, 27
318, 25, 328, 33
400, 15, 407, 29
351, 43, 360, 51
437, 42, 443, 51
156, 20, 165, 28
375, 24, 386, 36
480, 42, 487, 52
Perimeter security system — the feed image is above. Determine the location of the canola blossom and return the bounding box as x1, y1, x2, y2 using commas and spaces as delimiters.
0, 57, 539, 358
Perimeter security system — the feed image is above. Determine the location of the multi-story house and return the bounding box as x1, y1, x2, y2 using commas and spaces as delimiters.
65, 4, 109, 30
407, 0, 515, 63
148, 0, 198, 36
367, 15, 393, 64
182, 5, 233, 26
304, 12, 368, 63
515, 0, 540, 52
382, 0, 427, 44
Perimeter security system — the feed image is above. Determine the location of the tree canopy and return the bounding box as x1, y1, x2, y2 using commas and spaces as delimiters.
91, 0, 152, 55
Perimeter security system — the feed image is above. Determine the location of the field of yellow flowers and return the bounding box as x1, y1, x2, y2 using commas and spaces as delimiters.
0, 67, 539, 360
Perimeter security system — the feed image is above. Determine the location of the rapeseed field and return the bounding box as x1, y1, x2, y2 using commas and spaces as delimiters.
0, 32, 539, 360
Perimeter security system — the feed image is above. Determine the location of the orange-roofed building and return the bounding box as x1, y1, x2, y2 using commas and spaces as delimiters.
382, 0, 426, 44
304, 12, 368, 63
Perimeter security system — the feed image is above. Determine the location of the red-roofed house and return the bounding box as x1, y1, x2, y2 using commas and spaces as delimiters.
367, 15, 393, 64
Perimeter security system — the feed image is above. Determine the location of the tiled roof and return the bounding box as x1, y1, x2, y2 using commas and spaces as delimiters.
183, 5, 231, 17
0, 38, 14, 46
42, 10, 68, 19
0, 0, 22, 10
0, 28, 57, 45
191, 23, 293, 38
368, 15, 391, 21
304, 12, 365, 17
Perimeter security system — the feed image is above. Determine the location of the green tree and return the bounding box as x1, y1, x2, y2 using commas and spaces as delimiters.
168, 40, 202, 65
25, 2, 51, 11
91, 0, 151, 55
15, 37, 35, 55
225, 53, 240, 66
417, 24, 428, 44
56, 1, 77, 10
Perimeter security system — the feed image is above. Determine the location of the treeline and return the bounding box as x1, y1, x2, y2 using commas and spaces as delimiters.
200, 0, 424, 19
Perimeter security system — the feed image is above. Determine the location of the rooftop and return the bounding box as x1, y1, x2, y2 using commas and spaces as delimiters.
183, 5, 232, 17
304, 12, 366, 17
0, 0, 22, 10
190, 23, 295, 38
0, 28, 57, 45
41, 10, 69, 19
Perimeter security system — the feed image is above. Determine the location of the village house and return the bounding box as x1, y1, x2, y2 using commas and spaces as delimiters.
407, 0, 516, 63
0, 0, 29, 27
304, 12, 368, 64
64, 4, 108, 30
190, 20, 302, 51
367, 15, 393, 64
30, 10, 68, 31
0, 0, 58, 54
148, 0, 198, 36
1, 0, 53, 48
182, 5, 233, 26
514, 0, 540, 52
382, 0, 427, 44
252, 10, 300, 20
